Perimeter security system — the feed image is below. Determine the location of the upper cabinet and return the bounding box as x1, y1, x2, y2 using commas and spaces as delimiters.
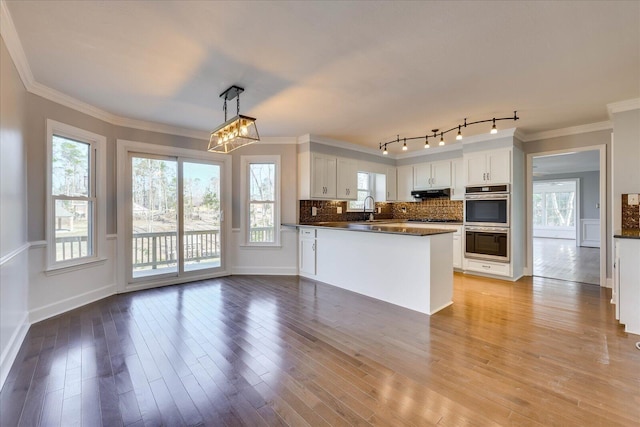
413, 160, 452, 190
396, 165, 414, 202
464, 149, 511, 186
385, 166, 397, 201
310, 153, 337, 199
299, 151, 360, 200
450, 158, 465, 200
336, 157, 358, 200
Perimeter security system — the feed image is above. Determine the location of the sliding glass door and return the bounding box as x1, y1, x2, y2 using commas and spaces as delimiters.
129, 154, 223, 281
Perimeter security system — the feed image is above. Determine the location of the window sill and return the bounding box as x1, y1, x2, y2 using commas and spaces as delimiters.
45, 257, 108, 276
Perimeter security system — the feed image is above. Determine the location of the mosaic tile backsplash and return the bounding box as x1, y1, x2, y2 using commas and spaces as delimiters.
299, 199, 463, 223
622, 194, 640, 229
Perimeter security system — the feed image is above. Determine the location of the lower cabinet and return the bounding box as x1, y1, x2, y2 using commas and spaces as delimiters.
299, 228, 316, 276
614, 237, 640, 335
452, 230, 462, 269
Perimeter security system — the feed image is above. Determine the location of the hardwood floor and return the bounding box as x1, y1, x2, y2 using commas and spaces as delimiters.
2, 273, 639, 426
533, 237, 600, 285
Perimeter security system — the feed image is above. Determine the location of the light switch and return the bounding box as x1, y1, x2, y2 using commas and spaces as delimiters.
628, 194, 639, 206
312, 206, 317, 216
336, 206, 342, 214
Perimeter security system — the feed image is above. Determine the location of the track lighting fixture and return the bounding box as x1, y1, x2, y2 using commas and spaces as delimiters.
378, 111, 518, 154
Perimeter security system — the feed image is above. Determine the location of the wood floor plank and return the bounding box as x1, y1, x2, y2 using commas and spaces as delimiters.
2, 273, 640, 426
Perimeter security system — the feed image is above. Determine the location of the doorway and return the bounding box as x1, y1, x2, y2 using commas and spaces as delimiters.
530, 149, 602, 285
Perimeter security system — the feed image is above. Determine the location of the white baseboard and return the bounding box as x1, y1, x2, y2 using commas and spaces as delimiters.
29, 283, 117, 324
581, 239, 600, 248
0, 313, 30, 391
231, 266, 298, 275
606, 278, 613, 289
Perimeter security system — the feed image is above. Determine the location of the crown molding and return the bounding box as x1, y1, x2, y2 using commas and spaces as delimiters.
607, 98, 640, 117
0, 0, 34, 89
522, 121, 612, 142
299, 134, 389, 157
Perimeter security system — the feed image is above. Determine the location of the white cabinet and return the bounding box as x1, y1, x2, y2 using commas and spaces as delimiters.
299, 228, 316, 276
396, 165, 414, 202
385, 167, 397, 201
413, 161, 451, 190
614, 237, 640, 334
450, 158, 465, 201
464, 149, 511, 185
311, 153, 337, 198
452, 228, 462, 269
463, 258, 511, 277
336, 157, 358, 200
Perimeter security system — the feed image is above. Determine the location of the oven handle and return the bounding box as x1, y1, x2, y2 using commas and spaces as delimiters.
464, 194, 509, 200
465, 226, 510, 233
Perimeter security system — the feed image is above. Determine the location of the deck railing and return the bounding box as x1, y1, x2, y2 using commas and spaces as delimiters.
57, 227, 274, 269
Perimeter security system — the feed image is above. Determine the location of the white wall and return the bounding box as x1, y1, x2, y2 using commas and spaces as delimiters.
0, 36, 30, 389
611, 106, 640, 233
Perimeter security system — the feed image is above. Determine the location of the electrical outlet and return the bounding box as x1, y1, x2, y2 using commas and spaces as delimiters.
312, 206, 317, 216
628, 194, 639, 206
377, 207, 381, 213
402, 207, 407, 213
336, 206, 342, 214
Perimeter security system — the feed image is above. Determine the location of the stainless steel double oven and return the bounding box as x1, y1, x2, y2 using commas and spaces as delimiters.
464, 185, 510, 262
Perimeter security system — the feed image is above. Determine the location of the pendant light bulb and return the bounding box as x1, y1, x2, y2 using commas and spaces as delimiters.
402, 138, 407, 151
383, 145, 388, 155
439, 133, 445, 146
456, 125, 463, 140
490, 118, 498, 134
424, 136, 429, 149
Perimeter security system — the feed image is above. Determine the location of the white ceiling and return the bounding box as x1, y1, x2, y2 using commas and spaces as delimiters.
533, 150, 600, 175
4, 1, 640, 153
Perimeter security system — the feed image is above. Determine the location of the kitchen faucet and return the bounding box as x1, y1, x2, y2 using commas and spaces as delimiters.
363, 195, 375, 221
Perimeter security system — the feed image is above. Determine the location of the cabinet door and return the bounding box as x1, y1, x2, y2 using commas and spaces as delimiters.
336, 157, 358, 200
464, 152, 487, 185
311, 154, 337, 199
450, 158, 465, 200
431, 161, 451, 189
386, 167, 397, 201
452, 231, 462, 269
397, 165, 414, 201
413, 164, 431, 189
300, 238, 316, 275
486, 150, 511, 184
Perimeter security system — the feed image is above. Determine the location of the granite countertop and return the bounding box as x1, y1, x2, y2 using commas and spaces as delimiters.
282, 221, 456, 236
614, 229, 640, 239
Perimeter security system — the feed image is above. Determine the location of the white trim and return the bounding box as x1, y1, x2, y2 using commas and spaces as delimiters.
0, 312, 29, 391
44, 257, 108, 276
0, 0, 34, 89
29, 283, 117, 324
240, 155, 281, 247
231, 266, 298, 275
607, 98, 640, 117
122, 270, 230, 293
46, 120, 107, 271
522, 121, 612, 142
29, 240, 47, 249
0, 242, 30, 267
526, 144, 607, 286
256, 137, 298, 145
107, 234, 117, 240
299, 134, 386, 157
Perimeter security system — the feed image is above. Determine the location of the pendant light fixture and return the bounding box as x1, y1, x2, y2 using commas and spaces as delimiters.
378, 111, 518, 154
207, 85, 260, 153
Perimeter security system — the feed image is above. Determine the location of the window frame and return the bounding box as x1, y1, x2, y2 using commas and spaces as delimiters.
46, 120, 106, 272
240, 155, 281, 247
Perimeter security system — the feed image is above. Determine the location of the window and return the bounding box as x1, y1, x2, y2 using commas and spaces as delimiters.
533, 181, 576, 228
348, 172, 373, 211
242, 156, 280, 246
47, 120, 106, 270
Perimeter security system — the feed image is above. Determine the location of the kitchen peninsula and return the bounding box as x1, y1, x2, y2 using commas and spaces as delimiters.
293, 222, 455, 315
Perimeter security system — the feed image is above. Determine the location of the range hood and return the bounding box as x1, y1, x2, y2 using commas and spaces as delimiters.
411, 188, 450, 200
